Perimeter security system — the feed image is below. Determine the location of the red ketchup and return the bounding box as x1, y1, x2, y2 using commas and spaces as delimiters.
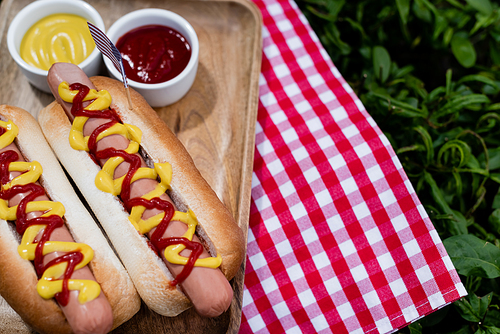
116, 25, 191, 84
69, 83, 201, 286
0, 151, 82, 306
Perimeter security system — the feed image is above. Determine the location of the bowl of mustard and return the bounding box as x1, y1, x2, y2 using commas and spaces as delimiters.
7, 0, 105, 93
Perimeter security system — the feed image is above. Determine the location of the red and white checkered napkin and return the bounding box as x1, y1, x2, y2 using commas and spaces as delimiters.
239, 0, 467, 333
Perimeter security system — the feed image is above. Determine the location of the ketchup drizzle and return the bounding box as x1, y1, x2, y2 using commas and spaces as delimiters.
0, 150, 82, 306
69, 83, 202, 286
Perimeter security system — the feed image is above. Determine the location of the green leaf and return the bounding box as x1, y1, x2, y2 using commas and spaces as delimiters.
486, 148, 500, 170
453, 171, 464, 197
417, 305, 450, 327
444, 235, 500, 278
396, 0, 410, 25
446, 69, 453, 96
444, 26, 454, 46
413, 0, 432, 22
359, 46, 371, 59
405, 97, 419, 109
458, 74, 499, 88
414, 126, 434, 165
437, 139, 471, 168
483, 326, 500, 334
324, 23, 351, 55
469, 185, 487, 217
490, 40, 500, 65
457, 13, 472, 30
484, 309, 500, 328
447, 0, 465, 9
432, 94, 490, 120
492, 191, 500, 210
433, 127, 464, 148
451, 32, 477, 68
325, 0, 346, 18
465, 0, 493, 15
427, 86, 446, 103
372, 92, 428, 118
455, 292, 492, 322
344, 17, 366, 38
471, 12, 494, 35
488, 208, 500, 234
408, 322, 422, 334
377, 5, 392, 20
373, 46, 391, 83
433, 14, 449, 40
454, 325, 475, 334
397, 144, 425, 154
393, 64, 414, 78
405, 75, 428, 99
467, 153, 481, 169
476, 112, 500, 133
305, 5, 336, 21
423, 171, 468, 235
490, 173, 500, 184
485, 105, 500, 111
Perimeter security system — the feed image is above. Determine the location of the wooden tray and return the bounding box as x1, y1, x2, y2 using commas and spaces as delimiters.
0, 0, 262, 333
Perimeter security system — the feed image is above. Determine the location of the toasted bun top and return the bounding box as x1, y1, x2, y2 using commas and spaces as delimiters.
90, 76, 246, 280
0, 105, 72, 334
0, 104, 140, 332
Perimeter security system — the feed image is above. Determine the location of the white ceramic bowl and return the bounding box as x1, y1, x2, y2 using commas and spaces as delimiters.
7, 0, 105, 93
105, 8, 199, 107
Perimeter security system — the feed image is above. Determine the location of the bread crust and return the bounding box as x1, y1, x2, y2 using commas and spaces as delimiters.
92, 76, 245, 279
0, 105, 140, 333
38, 76, 245, 316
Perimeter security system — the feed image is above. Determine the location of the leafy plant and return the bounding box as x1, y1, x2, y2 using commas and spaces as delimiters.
295, 0, 500, 332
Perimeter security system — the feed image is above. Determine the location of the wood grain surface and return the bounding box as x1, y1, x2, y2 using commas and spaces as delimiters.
0, 0, 262, 333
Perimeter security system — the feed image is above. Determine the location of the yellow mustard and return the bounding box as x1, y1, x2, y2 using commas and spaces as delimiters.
0, 120, 100, 304
59, 82, 222, 269
20, 14, 95, 71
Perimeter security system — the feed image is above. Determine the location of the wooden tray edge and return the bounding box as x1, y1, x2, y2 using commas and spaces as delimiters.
223, 0, 262, 333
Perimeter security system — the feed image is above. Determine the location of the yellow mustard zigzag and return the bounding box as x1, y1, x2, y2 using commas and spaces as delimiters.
59, 82, 221, 269
0, 119, 100, 304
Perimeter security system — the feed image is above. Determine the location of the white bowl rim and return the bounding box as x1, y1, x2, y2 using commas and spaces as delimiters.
7, 0, 105, 76
104, 8, 199, 90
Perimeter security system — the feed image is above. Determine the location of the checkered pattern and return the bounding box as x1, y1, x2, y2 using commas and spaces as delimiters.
240, 0, 467, 333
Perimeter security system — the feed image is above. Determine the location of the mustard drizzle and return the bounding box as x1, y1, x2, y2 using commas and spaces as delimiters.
0, 120, 100, 304
59, 82, 222, 269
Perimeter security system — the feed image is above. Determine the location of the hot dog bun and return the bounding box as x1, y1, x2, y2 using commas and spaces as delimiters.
0, 105, 140, 333
38, 75, 245, 316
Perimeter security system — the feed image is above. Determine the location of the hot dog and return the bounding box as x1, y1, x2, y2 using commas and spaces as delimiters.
38, 63, 245, 317
0, 105, 140, 334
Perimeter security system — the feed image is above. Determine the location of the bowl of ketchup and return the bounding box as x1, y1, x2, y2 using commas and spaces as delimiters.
104, 8, 199, 107
7, 0, 105, 93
